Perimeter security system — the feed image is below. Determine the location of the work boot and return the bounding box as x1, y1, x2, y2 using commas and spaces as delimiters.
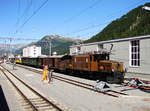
48, 81, 50, 84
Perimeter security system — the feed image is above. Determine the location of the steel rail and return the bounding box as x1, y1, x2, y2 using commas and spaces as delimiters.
124, 78, 150, 84
1, 65, 63, 111
0, 67, 38, 111
53, 76, 118, 97
52, 75, 128, 96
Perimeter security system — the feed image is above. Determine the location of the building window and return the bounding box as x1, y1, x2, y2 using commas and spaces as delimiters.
98, 44, 103, 51
77, 47, 81, 52
130, 40, 140, 67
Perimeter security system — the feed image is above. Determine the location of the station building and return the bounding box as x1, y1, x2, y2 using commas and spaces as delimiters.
70, 35, 150, 75
23, 45, 41, 57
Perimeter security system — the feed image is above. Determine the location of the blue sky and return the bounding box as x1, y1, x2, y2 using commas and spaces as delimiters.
0, 0, 149, 44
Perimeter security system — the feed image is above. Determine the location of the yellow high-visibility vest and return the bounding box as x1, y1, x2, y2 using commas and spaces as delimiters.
42, 69, 48, 80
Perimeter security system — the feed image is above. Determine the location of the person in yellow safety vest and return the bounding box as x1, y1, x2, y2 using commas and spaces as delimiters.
42, 65, 50, 84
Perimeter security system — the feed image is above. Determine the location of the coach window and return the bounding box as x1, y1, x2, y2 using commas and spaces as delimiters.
74, 58, 76, 63
130, 40, 140, 67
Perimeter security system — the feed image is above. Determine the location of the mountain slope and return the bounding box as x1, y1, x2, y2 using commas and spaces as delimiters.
35, 35, 81, 55
16, 35, 83, 55
85, 3, 150, 43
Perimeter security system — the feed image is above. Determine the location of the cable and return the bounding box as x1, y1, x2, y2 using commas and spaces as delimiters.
62, 0, 145, 36
21, 0, 33, 21
64, 0, 103, 23
16, 0, 49, 33
16, 0, 33, 27
68, 21, 110, 35
0, 37, 38, 41
16, 0, 21, 26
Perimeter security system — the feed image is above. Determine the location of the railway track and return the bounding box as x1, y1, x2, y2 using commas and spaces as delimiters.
16, 64, 128, 98
0, 65, 65, 111
124, 78, 150, 84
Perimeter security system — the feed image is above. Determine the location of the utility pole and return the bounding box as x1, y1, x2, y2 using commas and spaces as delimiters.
49, 37, 51, 56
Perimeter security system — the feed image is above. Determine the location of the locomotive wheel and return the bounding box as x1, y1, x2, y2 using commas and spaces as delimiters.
66, 69, 74, 75
106, 72, 124, 84
106, 75, 115, 84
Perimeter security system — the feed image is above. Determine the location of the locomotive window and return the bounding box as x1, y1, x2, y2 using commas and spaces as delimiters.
94, 56, 98, 61
94, 55, 107, 61
86, 58, 88, 63
106, 55, 109, 60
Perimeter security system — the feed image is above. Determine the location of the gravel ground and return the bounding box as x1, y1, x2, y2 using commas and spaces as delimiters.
3, 63, 150, 111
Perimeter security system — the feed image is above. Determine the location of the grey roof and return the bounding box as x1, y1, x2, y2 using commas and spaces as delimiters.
70, 35, 150, 48
38, 55, 64, 58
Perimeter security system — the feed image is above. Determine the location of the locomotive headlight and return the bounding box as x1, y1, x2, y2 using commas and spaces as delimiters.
100, 66, 105, 71
69, 64, 72, 67
112, 69, 114, 72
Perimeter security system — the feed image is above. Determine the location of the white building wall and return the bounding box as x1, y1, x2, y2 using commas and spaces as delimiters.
135, 39, 150, 74
70, 47, 79, 55
23, 45, 41, 57
70, 44, 98, 55
38, 47, 41, 56
81, 44, 98, 53
23, 48, 28, 57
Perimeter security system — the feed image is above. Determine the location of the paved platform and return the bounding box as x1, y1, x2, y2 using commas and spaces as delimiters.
3, 63, 150, 111
17, 64, 97, 86
0, 67, 24, 111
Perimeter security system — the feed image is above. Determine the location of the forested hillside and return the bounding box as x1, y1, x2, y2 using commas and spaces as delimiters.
85, 3, 150, 43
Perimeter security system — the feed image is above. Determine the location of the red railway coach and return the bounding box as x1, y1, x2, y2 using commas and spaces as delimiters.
38, 56, 63, 69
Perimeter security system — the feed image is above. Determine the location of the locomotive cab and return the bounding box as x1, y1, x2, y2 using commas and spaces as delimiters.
92, 54, 124, 83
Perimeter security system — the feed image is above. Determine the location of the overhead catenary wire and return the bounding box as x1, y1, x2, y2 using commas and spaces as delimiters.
62, 0, 146, 37
20, 0, 33, 22
0, 37, 38, 41
16, 0, 33, 27
63, 0, 103, 23
16, 0, 21, 26
15, 0, 49, 33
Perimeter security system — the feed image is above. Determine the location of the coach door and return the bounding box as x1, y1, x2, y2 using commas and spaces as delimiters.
52, 58, 55, 67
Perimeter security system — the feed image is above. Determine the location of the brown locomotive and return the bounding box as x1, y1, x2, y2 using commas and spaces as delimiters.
55, 53, 124, 83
